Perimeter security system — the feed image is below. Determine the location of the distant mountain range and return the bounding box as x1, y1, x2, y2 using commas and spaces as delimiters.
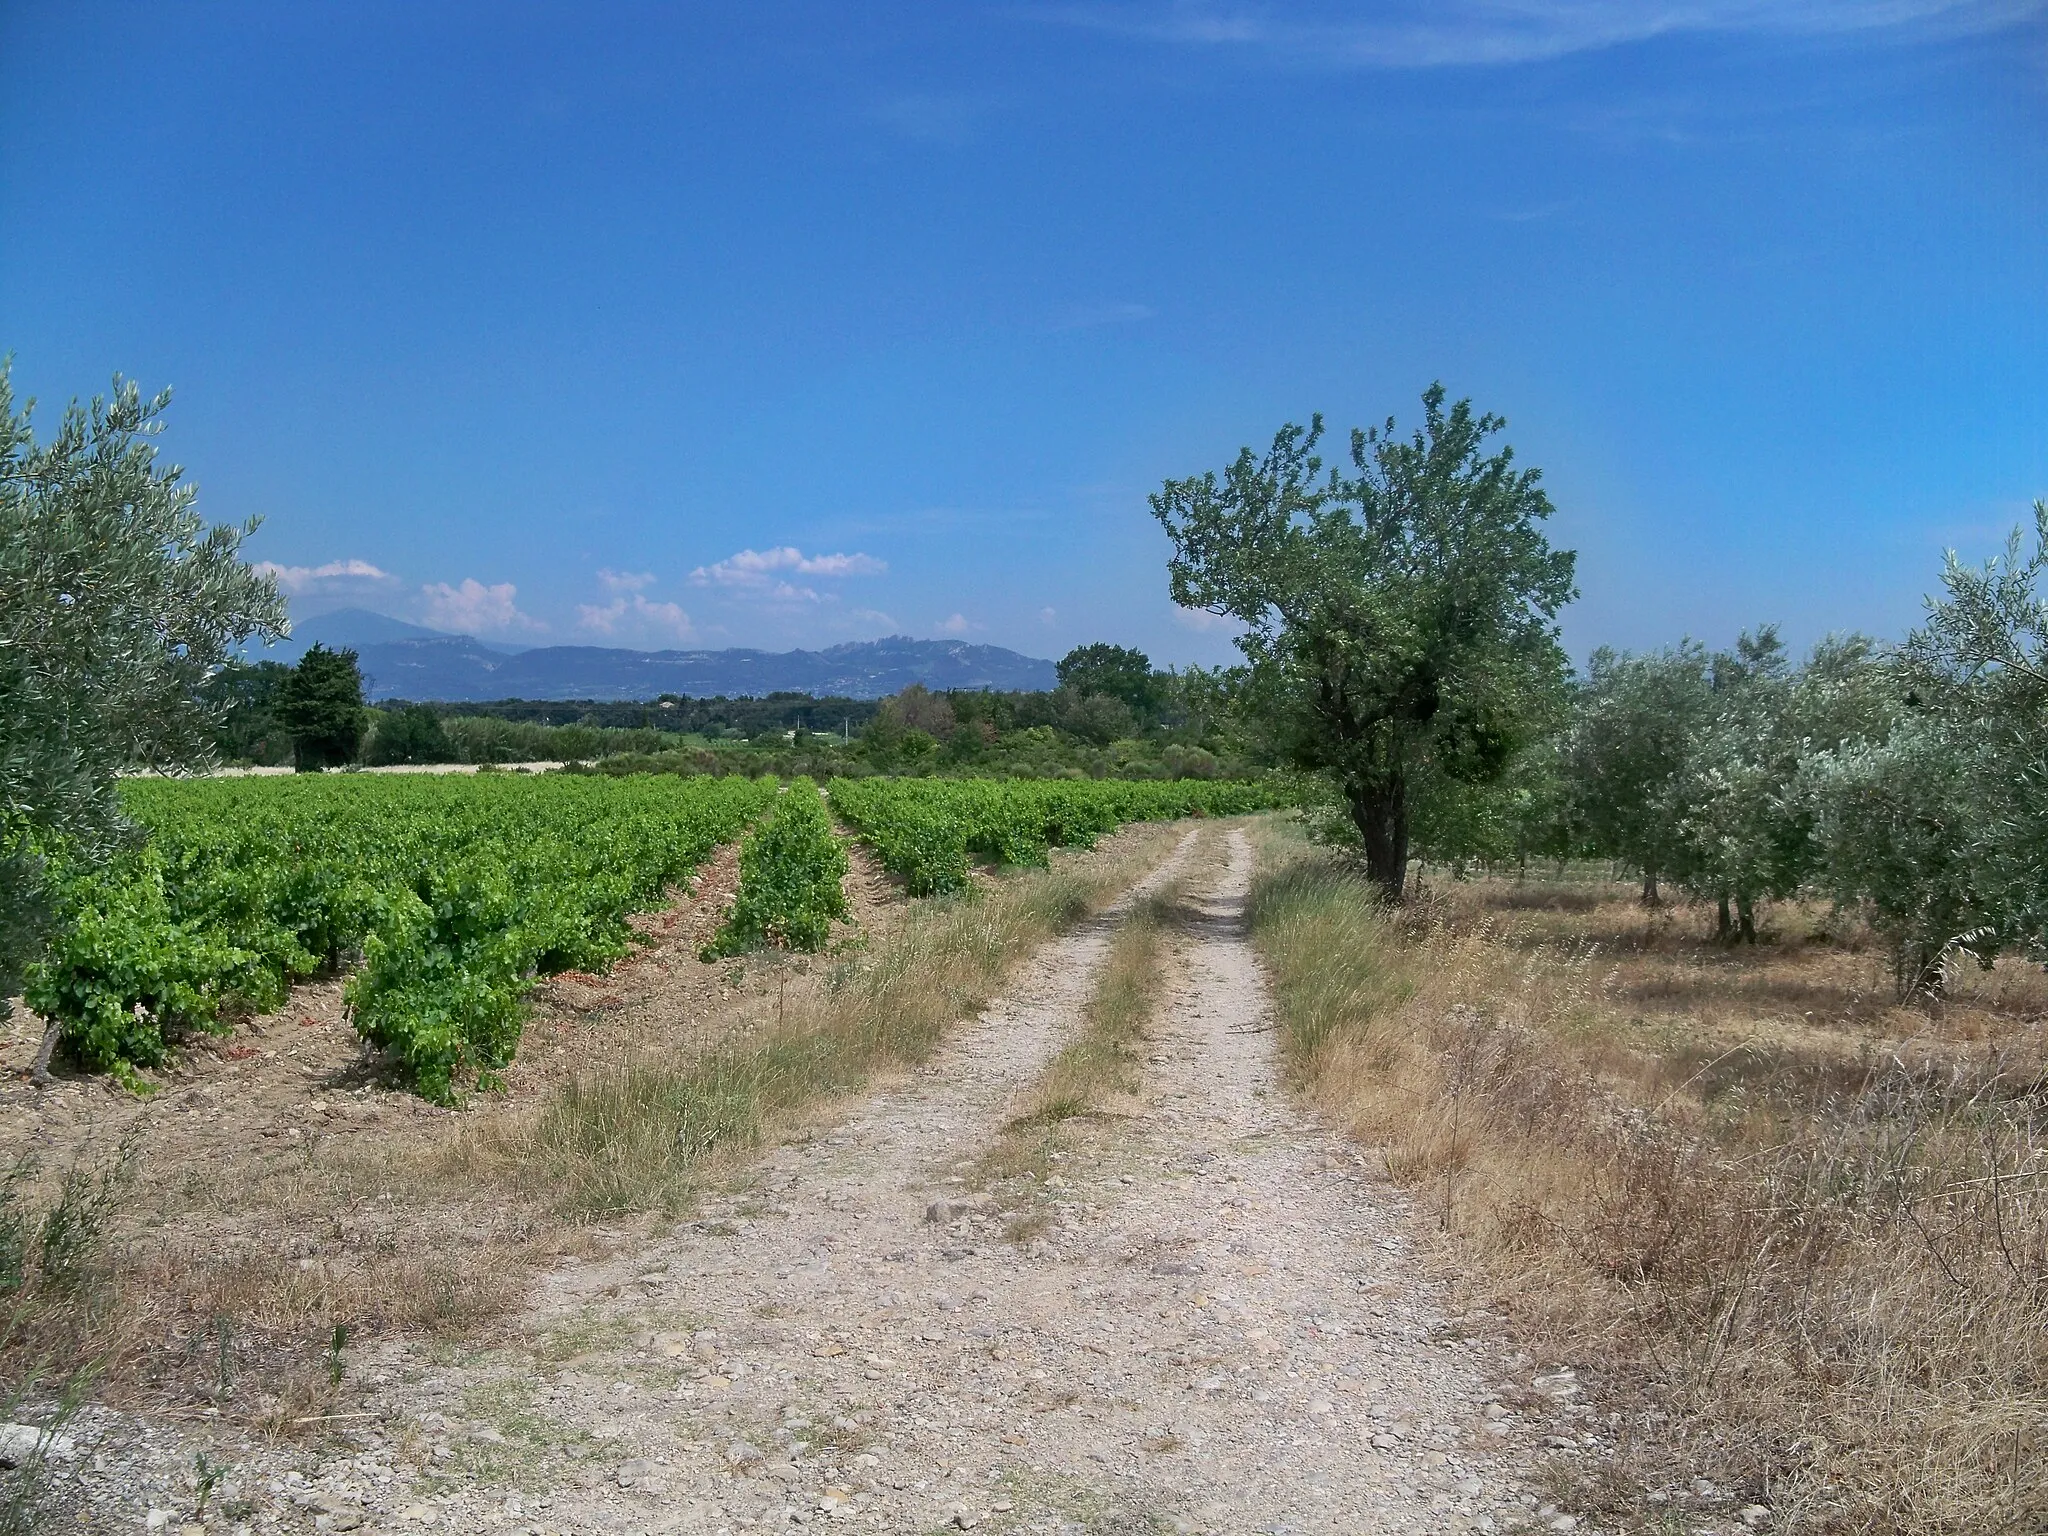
257, 609, 1058, 702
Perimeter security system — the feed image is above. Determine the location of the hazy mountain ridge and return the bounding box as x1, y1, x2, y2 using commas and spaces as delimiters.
259, 610, 1057, 701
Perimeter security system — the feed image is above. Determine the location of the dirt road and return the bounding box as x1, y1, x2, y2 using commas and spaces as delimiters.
50, 829, 1566, 1535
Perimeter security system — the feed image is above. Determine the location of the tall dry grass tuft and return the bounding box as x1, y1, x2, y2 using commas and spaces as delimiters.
459, 826, 1186, 1216
1248, 842, 2048, 1535
1014, 885, 1176, 1128
973, 880, 1181, 1238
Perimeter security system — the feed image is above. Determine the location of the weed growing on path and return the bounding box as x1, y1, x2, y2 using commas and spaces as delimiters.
975, 872, 1185, 1237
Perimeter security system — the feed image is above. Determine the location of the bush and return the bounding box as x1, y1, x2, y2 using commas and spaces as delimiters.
366, 706, 456, 766
703, 779, 849, 957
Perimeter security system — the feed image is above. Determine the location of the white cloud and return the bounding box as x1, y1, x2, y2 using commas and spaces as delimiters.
689, 547, 888, 604
1048, 0, 2043, 68
253, 558, 396, 595
1040, 606, 1059, 625
576, 571, 694, 642
1173, 605, 1239, 633
936, 613, 976, 636
578, 594, 694, 643
794, 551, 888, 577
419, 578, 544, 637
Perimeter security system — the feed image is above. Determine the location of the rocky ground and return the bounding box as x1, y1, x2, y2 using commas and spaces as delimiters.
5, 828, 1711, 1536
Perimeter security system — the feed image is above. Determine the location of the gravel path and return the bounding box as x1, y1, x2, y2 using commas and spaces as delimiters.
36, 828, 1589, 1536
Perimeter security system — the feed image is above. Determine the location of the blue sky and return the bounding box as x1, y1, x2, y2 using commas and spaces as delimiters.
3, 1, 2044, 667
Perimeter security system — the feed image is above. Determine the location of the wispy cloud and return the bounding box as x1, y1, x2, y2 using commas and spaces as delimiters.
690, 546, 888, 604
935, 612, 978, 635
420, 578, 544, 637
1173, 604, 1239, 633
1043, 1, 2044, 68
1490, 197, 1580, 223
871, 91, 993, 145
1040, 606, 1059, 625
254, 557, 397, 595
596, 568, 657, 593
1053, 301, 1157, 330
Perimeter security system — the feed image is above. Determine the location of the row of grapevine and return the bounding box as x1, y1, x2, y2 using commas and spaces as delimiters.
701, 779, 849, 959
30, 774, 776, 1099
824, 777, 1291, 894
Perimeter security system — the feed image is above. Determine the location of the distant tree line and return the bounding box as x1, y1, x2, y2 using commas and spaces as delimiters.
201, 639, 1251, 780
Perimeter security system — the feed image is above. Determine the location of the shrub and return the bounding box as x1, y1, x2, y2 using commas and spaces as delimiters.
366, 706, 456, 766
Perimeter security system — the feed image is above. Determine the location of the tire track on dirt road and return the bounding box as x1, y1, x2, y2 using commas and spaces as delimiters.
490, 828, 1547, 1535
48, 826, 1567, 1536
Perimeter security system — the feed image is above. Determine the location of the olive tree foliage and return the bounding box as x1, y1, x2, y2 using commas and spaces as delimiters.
1802, 503, 2048, 993
1564, 641, 1714, 902
1152, 384, 1577, 900
1656, 630, 1895, 942
0, 364, 285, 1013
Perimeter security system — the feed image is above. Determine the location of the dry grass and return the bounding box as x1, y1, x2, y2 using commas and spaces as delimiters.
973, 878, 1182, 1240
1250, 826, 2048, 1535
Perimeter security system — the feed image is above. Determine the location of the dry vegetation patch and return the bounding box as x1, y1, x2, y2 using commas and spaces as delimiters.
971, 864, 1187, 1243
0, 821, 1184, 1440
1252, 830, 2048, 1534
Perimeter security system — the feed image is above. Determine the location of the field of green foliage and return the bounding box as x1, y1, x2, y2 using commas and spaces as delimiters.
31, 774, 776, 1099
827, 776, 1292, 894
28, 770, 1281, 1099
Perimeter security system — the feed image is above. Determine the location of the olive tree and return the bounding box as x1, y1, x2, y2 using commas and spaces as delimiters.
1663, 630, 1893, 942
1802, 711, 1987, 994
1921, 506, 2048, 960
1564, 642, 1713, 902
0, 364, 285, 1026
1803, 503, 2048, 991
1152, 384, 1576, 900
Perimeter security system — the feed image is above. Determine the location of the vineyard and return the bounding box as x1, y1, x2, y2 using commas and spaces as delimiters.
27, 771, 1283, 1099
826, 777, 1292, 894
30, 774, 776, 1099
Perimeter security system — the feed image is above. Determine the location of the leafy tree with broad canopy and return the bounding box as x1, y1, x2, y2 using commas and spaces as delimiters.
0, 363, 285, 1027
1151, 384, 1576, 899
1057, 643, 1162, 717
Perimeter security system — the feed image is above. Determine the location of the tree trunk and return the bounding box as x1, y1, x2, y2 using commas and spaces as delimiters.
1716, 896, 1732, 942
1737, 896, 1757, 946
1640, 871, 1660, 907
1345, 776, 1409, 904
1898, 941, 1946, 1000
29, 1018, 61, 1086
